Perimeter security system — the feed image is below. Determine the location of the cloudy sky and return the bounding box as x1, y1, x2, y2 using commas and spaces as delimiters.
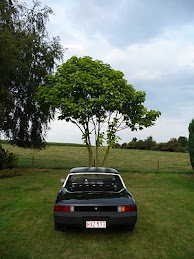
26, 0, 194, 144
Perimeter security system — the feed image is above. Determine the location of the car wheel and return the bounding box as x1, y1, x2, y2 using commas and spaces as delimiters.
55, 222, 66, 231
128, 225, 135, 231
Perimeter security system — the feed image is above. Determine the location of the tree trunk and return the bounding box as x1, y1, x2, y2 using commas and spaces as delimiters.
101, 146, 110, 167
87, 144, 93, 167
96, 145, 99, 167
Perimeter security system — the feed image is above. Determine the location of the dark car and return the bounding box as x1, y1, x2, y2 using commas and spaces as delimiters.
54, 167, 137, 231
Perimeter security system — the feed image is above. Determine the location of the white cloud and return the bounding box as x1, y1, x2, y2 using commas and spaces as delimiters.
65, 44, 85, 55
105, 26, 194, 83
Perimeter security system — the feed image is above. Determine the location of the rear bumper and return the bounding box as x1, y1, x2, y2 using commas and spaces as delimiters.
54, 211, 137, 227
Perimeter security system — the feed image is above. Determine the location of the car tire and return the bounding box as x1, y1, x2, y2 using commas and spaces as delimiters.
55, 222, 66, 231
128, 225, 135, 231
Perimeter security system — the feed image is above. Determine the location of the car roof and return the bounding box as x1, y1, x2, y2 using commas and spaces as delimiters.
69, 167, 119, 174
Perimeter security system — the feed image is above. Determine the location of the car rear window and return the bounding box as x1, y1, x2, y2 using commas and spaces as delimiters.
65, 173, 124, 192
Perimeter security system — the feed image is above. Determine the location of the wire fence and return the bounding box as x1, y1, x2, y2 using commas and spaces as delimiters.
17, 155, 193, 174
18, 156, 87, 170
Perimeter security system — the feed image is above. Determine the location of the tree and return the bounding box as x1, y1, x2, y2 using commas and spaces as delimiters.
37, 56, 161, 166
0, 0, 63, 148
178, 136, 188, 148
114, 143, 121, 149
121, 142, 128, 149
144, 136, 157, 150
127, 137, 138, 149
155, 138, 185, 152
165, 138, 185, 152
127, 140, 137, 149
134, 140, 146, 150
188, 119, 194, 171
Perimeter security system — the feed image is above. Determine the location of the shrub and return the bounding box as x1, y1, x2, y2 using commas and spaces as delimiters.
178, 136, 188, 149
155, 139, 186, 153
0, 144, 18, 169
188, 119, 194, 171
0, 168, 22, 179
134, 140, 146, 150
121, 142, 128, 149
143, 136, 157, 150
114, 143, 121, 149
127, 140, 137, 149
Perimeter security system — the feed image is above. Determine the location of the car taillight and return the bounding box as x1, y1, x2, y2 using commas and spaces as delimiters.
118, 205, 137, 212
54, 205, 74, 212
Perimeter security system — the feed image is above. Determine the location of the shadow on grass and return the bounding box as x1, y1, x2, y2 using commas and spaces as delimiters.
118, 167, 193, 175
59, 226, 135, 234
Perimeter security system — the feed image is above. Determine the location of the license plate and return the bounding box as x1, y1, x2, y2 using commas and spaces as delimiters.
86, 221, 106, 228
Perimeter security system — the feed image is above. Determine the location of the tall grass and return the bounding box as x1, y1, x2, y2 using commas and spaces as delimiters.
2, 144, 193, 174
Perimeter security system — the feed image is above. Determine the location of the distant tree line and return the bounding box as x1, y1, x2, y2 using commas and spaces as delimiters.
115, 136, 188, 153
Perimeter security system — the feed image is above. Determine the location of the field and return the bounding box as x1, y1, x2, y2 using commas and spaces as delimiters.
0, 144, 194, 258
1, 143, 193, 173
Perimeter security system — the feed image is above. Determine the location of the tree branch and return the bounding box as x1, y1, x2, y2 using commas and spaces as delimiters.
69, 118, 84, 134
117, 125, 129, 132
92, 116, 97, 143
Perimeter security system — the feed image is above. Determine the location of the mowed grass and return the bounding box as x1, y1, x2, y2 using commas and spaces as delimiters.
0, 145, 194, 258
0, 170, 194, 259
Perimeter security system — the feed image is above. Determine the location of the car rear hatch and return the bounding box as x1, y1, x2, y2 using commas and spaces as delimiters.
57, 189, 134, 207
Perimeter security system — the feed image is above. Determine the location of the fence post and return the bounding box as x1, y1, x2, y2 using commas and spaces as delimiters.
32, 155, 35, 168
157, 160, 160, 173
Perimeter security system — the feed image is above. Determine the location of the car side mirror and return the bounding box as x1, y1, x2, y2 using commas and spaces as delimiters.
60, 179, 65, 183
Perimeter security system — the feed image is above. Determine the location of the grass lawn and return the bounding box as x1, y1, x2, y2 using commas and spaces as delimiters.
0, 145, 194, 258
